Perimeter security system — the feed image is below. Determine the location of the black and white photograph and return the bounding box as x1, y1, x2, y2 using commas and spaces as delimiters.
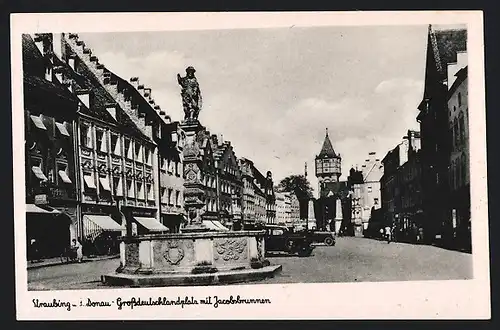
12, 12, 489, 319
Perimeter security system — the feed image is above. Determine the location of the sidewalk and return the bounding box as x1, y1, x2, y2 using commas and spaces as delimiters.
27, 254, 119, 270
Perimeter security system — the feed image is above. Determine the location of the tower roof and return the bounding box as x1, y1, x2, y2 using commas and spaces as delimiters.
318, 128, 337, 158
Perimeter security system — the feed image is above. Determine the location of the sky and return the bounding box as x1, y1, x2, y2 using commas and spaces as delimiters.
78, 25, 435, 197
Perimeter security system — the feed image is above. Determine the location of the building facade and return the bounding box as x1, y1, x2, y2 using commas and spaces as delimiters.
62, 33, 186, 237
355, 152, 384, 232
238, 158, 275, 225
23, 32, 188, 261
23, 34, 80, 259
380, 131, 423, 242
290, 193, 300, 225
447, 59, 470, 250
275, 192, 291, 225
416, 25, 466, 243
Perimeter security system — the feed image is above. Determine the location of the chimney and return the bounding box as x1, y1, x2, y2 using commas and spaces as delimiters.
219, 134, 224, 146
130, 77, 140, 89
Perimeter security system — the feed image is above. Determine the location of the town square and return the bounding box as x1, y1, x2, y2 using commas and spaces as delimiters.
22, 24, 472, 289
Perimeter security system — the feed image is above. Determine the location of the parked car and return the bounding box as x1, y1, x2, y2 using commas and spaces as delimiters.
309, 230, 336, 246
263, 224, 315, 257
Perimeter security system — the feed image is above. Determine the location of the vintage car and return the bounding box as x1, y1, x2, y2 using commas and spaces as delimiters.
263, 224, 315, 257
309, 230, 336, 246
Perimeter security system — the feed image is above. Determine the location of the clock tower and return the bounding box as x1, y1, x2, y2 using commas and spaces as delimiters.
315, 128, 341, 196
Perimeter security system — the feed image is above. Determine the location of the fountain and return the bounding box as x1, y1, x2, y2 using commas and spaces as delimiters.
102, 67, 281, 286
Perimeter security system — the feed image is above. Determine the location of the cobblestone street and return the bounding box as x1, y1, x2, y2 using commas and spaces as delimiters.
27, 237, 472, 291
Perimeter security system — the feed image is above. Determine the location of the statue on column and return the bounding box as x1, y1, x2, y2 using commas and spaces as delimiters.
177, 66, 202, 122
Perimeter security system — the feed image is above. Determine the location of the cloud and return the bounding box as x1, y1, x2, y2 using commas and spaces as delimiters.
375, 78, 423, 94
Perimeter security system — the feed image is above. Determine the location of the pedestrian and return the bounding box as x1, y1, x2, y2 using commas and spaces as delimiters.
385, 225, 391, 243
29, 238, 40, 263
71, 238, 83, 263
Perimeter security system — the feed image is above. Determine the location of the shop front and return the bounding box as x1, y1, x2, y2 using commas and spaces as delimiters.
26, 204, 72, 260
81, 204, 124, 256
122, 206, 168, 236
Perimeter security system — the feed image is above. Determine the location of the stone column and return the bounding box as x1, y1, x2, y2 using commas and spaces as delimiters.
180, 119, 209, 233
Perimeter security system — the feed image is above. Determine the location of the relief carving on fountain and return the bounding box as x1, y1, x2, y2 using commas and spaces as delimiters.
214, 238, 247, 261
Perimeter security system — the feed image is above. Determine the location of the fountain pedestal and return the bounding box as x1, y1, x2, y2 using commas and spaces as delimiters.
102, 230, 281, 287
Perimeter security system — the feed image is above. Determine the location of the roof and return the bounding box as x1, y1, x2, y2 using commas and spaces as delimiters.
70, 50, 151, 142
448, 66, 468, 97
317, 129, 337, 158
23, 74, 79, 104
431, 27, 467, 77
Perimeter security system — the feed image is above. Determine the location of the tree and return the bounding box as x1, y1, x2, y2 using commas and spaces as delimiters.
276, 174, 314, 200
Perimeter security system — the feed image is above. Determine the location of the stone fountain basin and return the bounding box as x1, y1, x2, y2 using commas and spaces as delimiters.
102, 230, 281, 286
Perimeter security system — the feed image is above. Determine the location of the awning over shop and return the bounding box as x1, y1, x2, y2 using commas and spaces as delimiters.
203, 220, 230, 231
83, 215, 124, 242
26, 204, 61, 214
84, 215, 123, 231
134, 217, 169, 232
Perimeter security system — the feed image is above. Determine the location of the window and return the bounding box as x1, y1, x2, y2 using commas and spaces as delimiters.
367, 186, 372, 193
96, 129, 107, 153
55, 122, 70, 137
111, 134, 120, 156
161, 188, 167, 203
374, 198, 379, 205
147, 184, 154, 200
80, 123, 92, 148
57, 163, 72, 184
113, 177, 123, 197
99, 175, 111, 193
453, 118, 459, 148
458, 92, 462, 107
160, 158, 166, 171
125, 139, 133, 159
168, 189, 173, 205
127, 180, 134, 198
31, 159, 48, 181
135, 142, 143, 162
459, 113, 465, 146
145, 148, 151, 165
83, 173, 96, 190
175, 191, 180, 206
136, 182, 145, 200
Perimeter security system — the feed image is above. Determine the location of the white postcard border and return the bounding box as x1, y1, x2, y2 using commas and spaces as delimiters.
11, 11, 490, 320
